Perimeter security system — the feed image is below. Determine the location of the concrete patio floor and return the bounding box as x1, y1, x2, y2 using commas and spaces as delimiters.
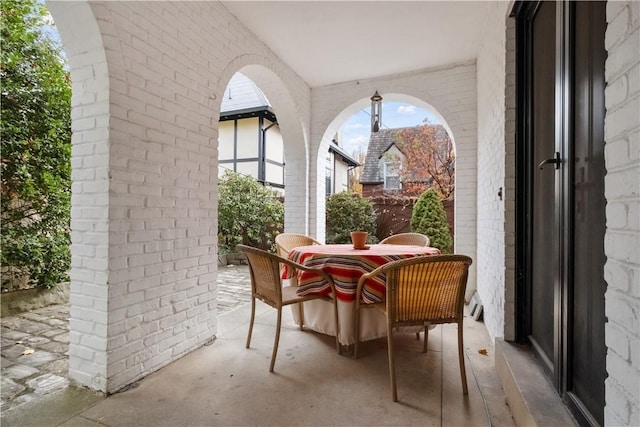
2, 289, 514, 426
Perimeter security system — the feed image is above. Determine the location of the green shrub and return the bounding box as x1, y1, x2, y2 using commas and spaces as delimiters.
1, 0, 71, 289
325, 192, 377, 244
411, 188, 452, 253
217, 171, 284, 252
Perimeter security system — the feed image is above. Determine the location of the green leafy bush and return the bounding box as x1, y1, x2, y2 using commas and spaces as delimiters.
411, 188, 452, 253
1, 0, 71, 289
217, 171, 284, 252
325, 192, 377, 244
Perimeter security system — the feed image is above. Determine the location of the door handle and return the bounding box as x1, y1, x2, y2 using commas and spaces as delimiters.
538, 152, 561, 170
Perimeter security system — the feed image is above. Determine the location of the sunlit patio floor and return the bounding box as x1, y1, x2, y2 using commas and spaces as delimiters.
3, 299, 515, 426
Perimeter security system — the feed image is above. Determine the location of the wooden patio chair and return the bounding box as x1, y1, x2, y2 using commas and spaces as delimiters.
379, 232, 430, 247
275, 233, 321, 258
354, 254, 473, 401
237, 244, 340, 372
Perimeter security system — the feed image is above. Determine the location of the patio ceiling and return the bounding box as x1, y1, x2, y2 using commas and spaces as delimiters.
221, 1, 491, 87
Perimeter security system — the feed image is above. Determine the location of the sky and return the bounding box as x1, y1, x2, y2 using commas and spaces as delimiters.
339, 102, 437, 159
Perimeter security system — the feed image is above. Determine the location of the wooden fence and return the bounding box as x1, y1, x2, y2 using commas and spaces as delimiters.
371, 195, 454, 242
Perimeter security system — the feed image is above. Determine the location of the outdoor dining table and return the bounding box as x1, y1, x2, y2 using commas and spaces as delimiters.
282, 243, 441, 346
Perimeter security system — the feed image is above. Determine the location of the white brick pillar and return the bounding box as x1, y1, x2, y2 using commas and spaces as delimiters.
49, 0, 315, 393
475, 1, 510, 342
48, 1, 111, 391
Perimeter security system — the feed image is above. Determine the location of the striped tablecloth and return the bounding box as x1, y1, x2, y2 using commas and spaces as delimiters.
284, 244, 441, 303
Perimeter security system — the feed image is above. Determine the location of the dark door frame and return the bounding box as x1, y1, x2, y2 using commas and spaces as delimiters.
514, 1, 606, 426
513, 0, 529, 347
513, 2, 563, 387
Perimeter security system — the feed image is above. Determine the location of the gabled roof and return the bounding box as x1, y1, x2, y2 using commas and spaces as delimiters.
220, 73, 275, 121
329, 142, 360, 167
360, 128, 403, 184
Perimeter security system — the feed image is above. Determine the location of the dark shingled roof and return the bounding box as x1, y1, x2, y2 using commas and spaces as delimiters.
360, 128, 403, 184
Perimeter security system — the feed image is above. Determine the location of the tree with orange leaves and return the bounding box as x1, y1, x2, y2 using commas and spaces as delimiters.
396, 123, 455, 200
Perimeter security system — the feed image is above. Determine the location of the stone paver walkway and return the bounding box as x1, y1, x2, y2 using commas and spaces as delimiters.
0, 264, 251, 413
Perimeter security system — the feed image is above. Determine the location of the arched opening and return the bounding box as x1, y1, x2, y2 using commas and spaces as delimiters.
218, 72, 285, 192
47, 2, 315, 394
318, 94, 457, 244
216, 63, 311, 235
214, 63, 311, 239
1, 0, 75, 409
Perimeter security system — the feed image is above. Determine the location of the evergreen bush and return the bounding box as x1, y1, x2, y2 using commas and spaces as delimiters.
1, 0, 71, 289
217, 171, 284, 252
325, 192, 377, 244
411, 188, 453, 253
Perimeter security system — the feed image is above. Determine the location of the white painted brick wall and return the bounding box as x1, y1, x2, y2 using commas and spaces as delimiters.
311, 64, 478, 292
48, 1, 111, 391
604, 2, 640, 425
474, 1, 640, 421
50, 3, 639, 420
50, 0, 312, 393
475, 2, 512, 342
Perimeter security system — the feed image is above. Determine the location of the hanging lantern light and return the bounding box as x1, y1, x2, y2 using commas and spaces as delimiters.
370, 91, 382, 132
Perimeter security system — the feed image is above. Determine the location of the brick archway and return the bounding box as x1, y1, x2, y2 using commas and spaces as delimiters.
310, 65, 478, 295
48, 1, 313, 393
216, 59, 313, 234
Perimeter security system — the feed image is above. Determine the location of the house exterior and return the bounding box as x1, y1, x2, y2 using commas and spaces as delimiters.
360, 125, 452, 198
360, 125, 455, 240
218, 73, 284, 190
360, 129, 404, 196
325, 138, 360, 195
218, 73, 358, 194
47, 1, 639, 426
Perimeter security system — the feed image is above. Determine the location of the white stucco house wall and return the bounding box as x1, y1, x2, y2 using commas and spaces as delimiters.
218, 72, 358, 195
218, 72, 285, 190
